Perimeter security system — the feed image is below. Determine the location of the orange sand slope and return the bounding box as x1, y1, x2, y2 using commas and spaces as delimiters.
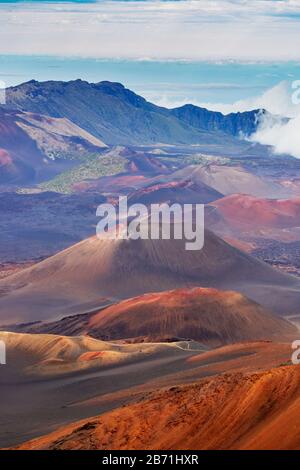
14, 365, 300, 450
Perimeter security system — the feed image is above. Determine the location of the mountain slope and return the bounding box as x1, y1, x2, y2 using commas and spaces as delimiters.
127, 179, 223, 205
0, 108, 106, 184
209, 194, 300, 230
13, 366, 300, 450
0, 230, 299, 325
205, 193, 300, 260
5, 80, 261, 146
12, 288, 294, 343
174, 164, 283, 198
39, 146, 170, 194
87, 287, 295, 345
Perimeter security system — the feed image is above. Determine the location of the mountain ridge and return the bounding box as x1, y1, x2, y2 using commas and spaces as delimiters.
171, 104, 263, 137
5, 79, 263, 146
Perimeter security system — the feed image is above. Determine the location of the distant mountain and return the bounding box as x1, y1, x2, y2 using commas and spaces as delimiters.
171, 104, 263, 137
5, 80, 263, 146
0, 107, 106, 185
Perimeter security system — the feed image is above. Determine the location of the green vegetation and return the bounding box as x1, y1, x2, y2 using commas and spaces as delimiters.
182, 153, 231, 166
39, 153, 128, 194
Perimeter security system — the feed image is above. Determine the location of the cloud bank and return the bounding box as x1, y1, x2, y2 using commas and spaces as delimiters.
0, 1, 300, 60
247, 82, 300, 159
252, 114, 300, 158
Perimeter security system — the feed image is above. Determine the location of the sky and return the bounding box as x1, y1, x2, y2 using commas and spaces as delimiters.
0, 0, 300, 157
0, 0, 300, 61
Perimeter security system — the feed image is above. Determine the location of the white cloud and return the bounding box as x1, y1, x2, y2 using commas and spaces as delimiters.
251, 113, 300, 159
199, 82, 300, 117
0, 1, 300, 60
241, 81, 300, 159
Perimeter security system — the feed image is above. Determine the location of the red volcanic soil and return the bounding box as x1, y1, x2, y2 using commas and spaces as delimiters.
78, 351, 107, 362
14, 365, 300, 450
210, 194, 300, 230
87, 287, 294, 345
128, 152, 169, 175
127, 179, 222, 205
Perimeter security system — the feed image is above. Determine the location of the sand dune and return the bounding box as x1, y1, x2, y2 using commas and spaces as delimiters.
1, 230, 299, 325
0, 331, 186, 380
13, 365, 300, 450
